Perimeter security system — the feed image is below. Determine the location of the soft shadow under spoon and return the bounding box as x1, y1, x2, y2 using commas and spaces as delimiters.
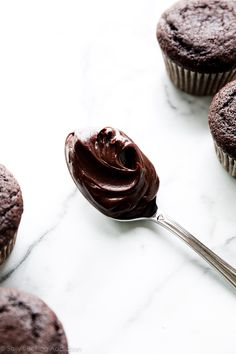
65, 127, 236, 288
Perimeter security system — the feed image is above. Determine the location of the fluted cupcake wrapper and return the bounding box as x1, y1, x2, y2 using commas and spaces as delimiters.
0, 232, 17, 265
214, 143, 236, 177
163, 54, 236, 96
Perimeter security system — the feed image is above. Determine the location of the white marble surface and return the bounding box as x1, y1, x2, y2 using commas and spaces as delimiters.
0, 0, 235, 353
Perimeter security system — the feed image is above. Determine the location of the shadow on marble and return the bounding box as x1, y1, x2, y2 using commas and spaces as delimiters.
163, 79, 213, 130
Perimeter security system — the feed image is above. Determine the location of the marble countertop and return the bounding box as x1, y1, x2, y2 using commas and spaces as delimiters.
0, 0, 235, 353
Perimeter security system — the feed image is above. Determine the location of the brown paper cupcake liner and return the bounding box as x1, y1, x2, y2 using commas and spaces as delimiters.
214, 142, 236, 177
163, 54, 236, 96
0, 232, 17, 265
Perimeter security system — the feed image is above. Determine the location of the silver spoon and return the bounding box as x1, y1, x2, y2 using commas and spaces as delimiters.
116, 213, 236, 288
65, 135, 236, 289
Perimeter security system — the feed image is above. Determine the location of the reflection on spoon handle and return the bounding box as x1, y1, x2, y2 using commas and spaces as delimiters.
154, 214, 236, 288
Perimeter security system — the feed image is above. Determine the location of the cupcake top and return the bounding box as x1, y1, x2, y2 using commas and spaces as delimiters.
0, 164, 23, 249
157, 0, 236, 73
209, 80, 236, 158
0, 288, 68, 353
65, 127, 160, 219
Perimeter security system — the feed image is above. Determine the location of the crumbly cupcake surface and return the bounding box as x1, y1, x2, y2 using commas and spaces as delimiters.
209, 80, 236, 158
0, 288, 68, 353
157, 0, 236, 73
0, 164, 23, 250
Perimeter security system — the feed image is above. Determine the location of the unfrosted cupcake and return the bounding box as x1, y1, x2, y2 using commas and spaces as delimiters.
0, 288, 68, 353
156, 0, 236, 95
208, 80, 236, 177
0, 164, 23, 265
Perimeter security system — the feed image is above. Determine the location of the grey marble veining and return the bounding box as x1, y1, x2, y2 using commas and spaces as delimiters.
0, 0, 235, 353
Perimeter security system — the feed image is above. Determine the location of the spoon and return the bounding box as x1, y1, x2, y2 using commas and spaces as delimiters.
65, 127, 236, 288
119, 213, 236, 288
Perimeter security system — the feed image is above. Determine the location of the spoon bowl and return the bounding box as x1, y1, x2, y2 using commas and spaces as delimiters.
65, 128, 236, 288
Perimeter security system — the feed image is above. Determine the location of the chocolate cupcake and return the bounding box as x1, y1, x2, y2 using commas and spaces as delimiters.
208, 80, 236, 177
0, 164, 23, 265
156, 0, 236, 95
0, 288, 68, 353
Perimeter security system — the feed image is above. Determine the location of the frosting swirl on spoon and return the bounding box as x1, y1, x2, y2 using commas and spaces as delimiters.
65, 127, 159, 219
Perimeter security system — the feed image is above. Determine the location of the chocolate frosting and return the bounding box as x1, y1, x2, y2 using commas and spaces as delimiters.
65, 127, 159, 219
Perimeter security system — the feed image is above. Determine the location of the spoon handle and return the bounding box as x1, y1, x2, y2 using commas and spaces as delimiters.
155, 213, 236, 288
